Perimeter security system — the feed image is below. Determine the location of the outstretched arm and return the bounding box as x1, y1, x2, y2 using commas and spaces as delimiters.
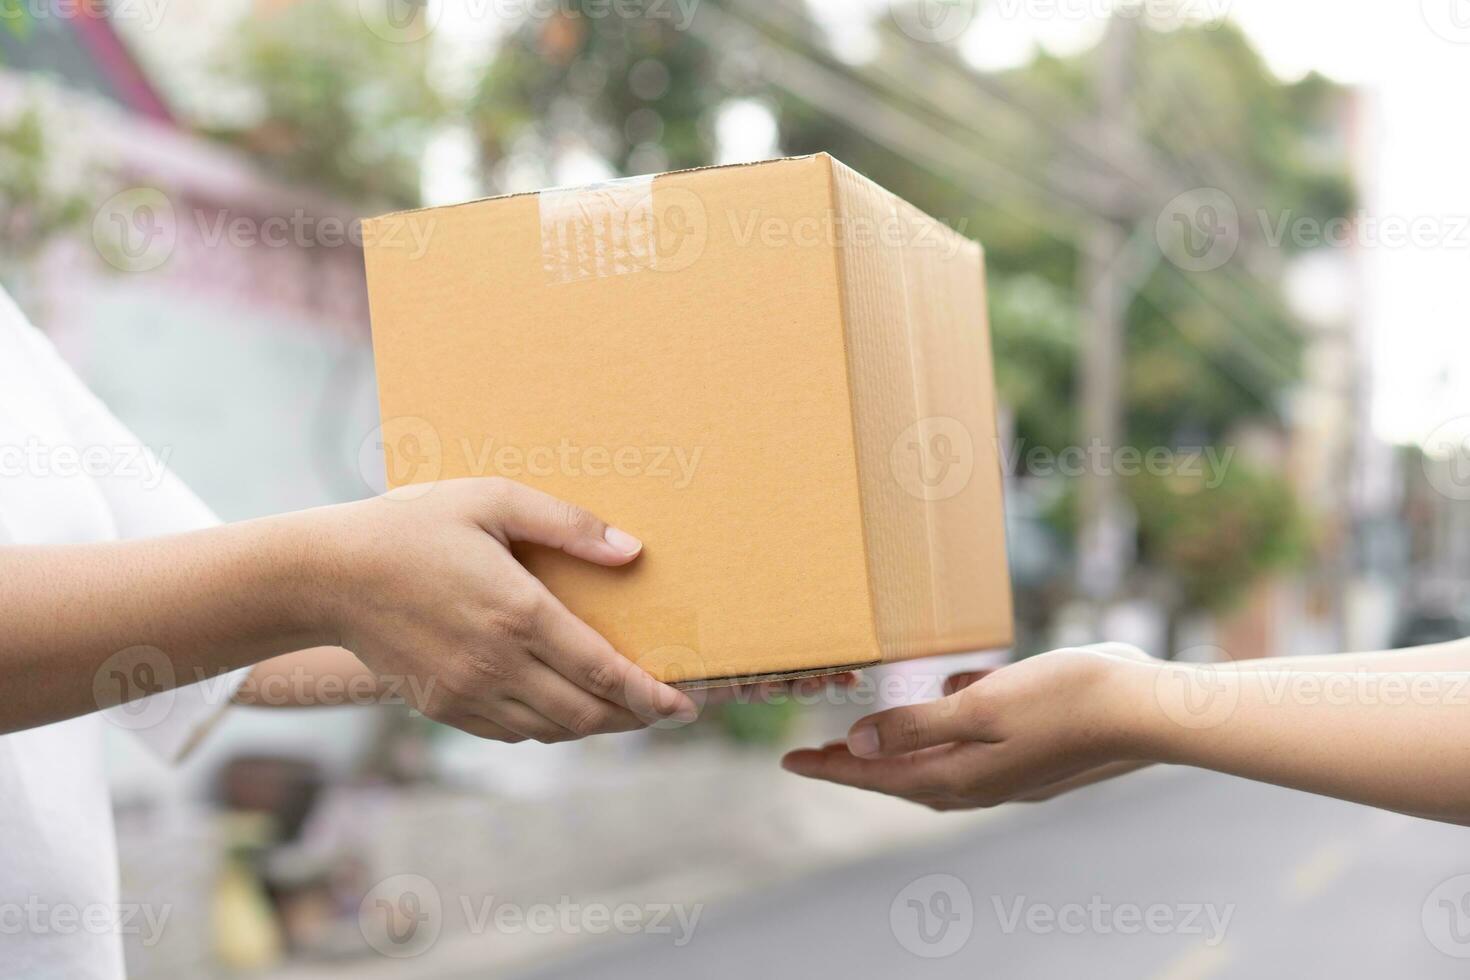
3, 478, 695, 740
900, 638, 1470, 802
784, 641, 1470, 825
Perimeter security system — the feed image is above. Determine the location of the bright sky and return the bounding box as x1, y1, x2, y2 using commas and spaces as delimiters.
1230, 0, 1470, 444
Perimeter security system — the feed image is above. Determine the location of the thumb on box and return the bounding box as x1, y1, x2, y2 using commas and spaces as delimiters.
481, 479, 643, 567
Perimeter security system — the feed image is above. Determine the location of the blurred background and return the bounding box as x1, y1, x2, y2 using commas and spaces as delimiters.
4, 0, 1470, 976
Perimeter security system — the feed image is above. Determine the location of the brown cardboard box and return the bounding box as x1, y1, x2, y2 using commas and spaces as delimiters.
362, 153, 1012, 687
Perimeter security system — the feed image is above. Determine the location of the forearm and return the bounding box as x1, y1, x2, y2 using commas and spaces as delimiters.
2, 512, 333, 734
1018, 639, 1470, 803
1125, 660, 1470, 824
1217, 636, 1470, 673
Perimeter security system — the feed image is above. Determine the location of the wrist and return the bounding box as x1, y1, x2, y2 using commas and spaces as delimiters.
1122, 660, 1248, 765
266, 507, 353, 649
1095, 657, 1171, 761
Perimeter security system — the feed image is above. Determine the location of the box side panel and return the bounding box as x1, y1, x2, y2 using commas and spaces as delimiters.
830, 160, 1014, 658
899, 204, 1014, 652
826, 161, 937, 662
363, 157, 882, 683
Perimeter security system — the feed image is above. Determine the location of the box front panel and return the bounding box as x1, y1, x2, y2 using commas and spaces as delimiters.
364, 159, 881, 682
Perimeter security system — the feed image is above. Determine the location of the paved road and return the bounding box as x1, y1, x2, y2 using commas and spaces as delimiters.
512, 768, 1470, 979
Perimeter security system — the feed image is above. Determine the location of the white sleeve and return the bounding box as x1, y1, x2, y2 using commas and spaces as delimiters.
5, 291, 250, 762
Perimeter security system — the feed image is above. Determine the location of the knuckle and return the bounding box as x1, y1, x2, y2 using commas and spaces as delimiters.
569, 704, 613, 737
559, 499, 600, 536
956, 686, 990, 722
459, 652, 518, 693
583, 662, 622, 699
513, 586, 547, 622
893, 712, 924, 751
491, 593, 542, 639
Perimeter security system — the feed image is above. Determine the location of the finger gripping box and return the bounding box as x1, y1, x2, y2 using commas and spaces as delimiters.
363, 153, 1012, 687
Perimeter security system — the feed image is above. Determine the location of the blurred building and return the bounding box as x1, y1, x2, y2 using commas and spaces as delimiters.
1212, 87, 1406, 661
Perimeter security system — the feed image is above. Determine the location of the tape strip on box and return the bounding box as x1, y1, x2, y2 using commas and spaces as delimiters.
539, 175, 656, 284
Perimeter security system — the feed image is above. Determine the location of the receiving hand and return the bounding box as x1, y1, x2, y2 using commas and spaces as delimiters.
781, 644, 1157, 810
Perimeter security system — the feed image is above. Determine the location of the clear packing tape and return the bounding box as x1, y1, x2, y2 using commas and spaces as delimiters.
538, 174, 707, 284
539, 175, 657, 284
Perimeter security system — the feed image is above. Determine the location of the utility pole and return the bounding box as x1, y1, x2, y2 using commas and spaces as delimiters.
1076, 15, 1137, 615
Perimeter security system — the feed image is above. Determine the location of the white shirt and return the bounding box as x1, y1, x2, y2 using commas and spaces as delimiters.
0, 289, 247, 978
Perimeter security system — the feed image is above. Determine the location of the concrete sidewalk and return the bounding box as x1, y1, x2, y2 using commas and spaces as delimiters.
263, 739, 1043, 980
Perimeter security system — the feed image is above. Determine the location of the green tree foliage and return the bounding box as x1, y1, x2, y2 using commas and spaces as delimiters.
0, 102, 95, 280
1045, 454, 1308, 614
987, 274, 1079, 454
1127, 459, 1307, 612
207, 2, 445, 209
471, 0, 736, 184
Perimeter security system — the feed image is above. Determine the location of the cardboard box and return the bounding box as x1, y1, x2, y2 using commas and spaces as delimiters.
362, 154, 1012, 686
